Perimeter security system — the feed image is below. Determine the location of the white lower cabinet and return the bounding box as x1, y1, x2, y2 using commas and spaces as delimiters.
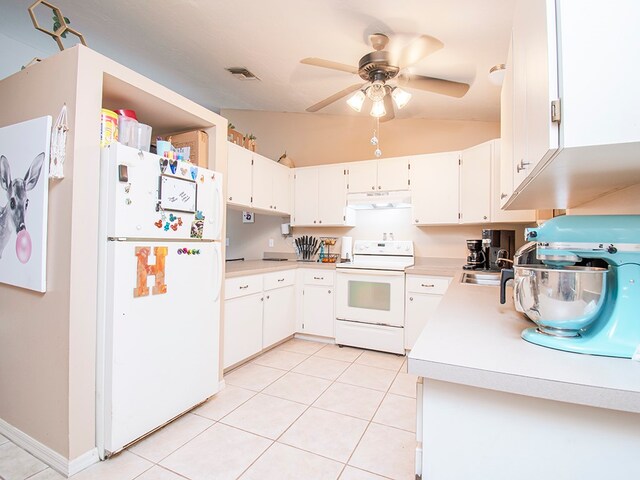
224, 274, 264, 369
263, 271, 296, 348
299, 269, 335, 338
223, 270, 295, 369
405, 275, 451, 350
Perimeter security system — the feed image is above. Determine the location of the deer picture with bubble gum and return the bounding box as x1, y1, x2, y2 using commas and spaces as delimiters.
0, 153, 45, 263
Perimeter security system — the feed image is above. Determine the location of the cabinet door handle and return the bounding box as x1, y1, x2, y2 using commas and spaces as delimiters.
421, 284, 435, 288
516, 159, 531, 173
266, 295, 270, 300
260, 297, 264, 301
314, 220, 317, 224
415, 219, 419, 223
409, 297, 414, 301
277, 278, 285, 282
313, 276, 324, 280
328, 289, 331, 294
239, 285, 249, 289
483, 215, 488, 220
371, 186, 375, 190
229, 196, 232, 201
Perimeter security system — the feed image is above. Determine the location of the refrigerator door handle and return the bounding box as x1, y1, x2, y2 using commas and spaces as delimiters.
213, 245, 221, 302
214, 176, 223, 240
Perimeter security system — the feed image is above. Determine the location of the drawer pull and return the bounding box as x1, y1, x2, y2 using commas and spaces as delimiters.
409, 297, 414, 301
239, 285, 249, 289
313, 276, 324, 280
421, 283, 435, 288
277, 278, 285, 282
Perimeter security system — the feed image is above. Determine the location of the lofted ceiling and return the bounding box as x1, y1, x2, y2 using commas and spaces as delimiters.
0, 0, 514, 121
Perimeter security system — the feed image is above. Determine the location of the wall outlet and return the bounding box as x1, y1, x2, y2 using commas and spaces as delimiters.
268, 238, 274, 248
225, 237, 230, 247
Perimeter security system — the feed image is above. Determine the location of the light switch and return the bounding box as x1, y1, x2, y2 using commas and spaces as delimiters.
268, 238, 274, 247
225, 237, 230, 247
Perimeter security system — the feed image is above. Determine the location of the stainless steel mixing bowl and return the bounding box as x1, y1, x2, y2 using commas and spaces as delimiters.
513, 265, 608, 336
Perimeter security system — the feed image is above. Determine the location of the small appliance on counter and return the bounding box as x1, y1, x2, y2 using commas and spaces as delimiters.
500, 215, 640, 359
340, 236, 353, 263
463, 230, 515, 271
482, 229, 515, 271
463, 239, 485, 270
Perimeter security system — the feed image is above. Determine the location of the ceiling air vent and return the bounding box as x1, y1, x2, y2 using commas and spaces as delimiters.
225, 67, 260, 81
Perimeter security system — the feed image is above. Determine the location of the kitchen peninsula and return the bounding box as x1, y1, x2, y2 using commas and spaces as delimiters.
408, 275, 640, 479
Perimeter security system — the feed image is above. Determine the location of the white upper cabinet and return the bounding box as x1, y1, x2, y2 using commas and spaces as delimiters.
410, 152, 460, 225
226, 142, 291, 215
293, 167, 319, 226
252, 153, 291, 214
347, 161, 377, 193
460, 142, 492, 224
505, 0, 640, 209
347, 158, 409, 192
293, 164, 354, 227
227, 142, 252, 207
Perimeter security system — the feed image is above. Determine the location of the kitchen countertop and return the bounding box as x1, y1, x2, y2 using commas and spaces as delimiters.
225, 259, 336, 278
408, 270, 640, 413
405, 257, 466, 276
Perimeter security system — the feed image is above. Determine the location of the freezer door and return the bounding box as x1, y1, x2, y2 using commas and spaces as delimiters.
104, 143, 222, 240
103, 240, 221, 453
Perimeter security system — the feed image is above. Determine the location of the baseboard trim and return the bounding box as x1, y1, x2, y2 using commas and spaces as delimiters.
0, 417, 99, 477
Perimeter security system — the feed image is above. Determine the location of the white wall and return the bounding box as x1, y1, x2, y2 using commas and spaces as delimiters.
226, 206, 527, 260
0, 32, 51, 80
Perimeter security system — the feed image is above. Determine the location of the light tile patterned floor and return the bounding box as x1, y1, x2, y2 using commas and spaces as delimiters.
0, 340, 418, 480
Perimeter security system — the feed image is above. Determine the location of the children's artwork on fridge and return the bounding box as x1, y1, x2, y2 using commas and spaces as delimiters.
0, 116, 52, 292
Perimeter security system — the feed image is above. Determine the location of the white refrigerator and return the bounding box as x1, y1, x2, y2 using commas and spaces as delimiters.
96, 143, 223, 457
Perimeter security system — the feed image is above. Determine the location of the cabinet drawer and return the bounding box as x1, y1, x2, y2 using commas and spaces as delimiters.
303, 269, 334, 286
406, 276, 451, 295
225, 275, 263, 299
264, 269, 296, 290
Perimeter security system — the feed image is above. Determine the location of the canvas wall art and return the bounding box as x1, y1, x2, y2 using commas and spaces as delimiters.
0, 116, 51, 292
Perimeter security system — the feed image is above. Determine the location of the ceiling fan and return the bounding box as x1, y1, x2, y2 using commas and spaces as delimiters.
301, 33, 470, 121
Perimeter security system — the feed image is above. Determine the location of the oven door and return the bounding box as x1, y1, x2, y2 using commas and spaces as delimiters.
336, 269, 405, 327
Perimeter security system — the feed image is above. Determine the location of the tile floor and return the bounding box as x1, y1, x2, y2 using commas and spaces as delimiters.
0, 339, 419, 480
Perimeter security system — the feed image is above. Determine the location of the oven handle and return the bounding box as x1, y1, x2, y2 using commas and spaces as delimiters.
336, 269, 405, 277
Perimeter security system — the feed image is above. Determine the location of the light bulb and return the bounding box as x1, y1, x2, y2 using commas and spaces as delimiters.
374, 148, 382, 157
391, 87, 412, 109
346, 90, 366, 112
370, 132, 378, 145
370, 100, 386, 118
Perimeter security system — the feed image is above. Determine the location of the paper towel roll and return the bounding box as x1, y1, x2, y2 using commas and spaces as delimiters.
340, 236, 353, 262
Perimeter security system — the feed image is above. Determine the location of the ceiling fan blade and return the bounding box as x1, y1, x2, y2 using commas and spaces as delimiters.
398, 74, 470, 98
300, 58, 359, 75
395, 35, 444, 69
306, 83, 365, 112
380, 94, 395, 122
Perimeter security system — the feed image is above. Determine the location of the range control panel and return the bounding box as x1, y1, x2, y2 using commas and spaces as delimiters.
352, 240, 414, 256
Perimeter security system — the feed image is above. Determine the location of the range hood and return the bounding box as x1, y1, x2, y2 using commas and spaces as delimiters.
346, 191, 412, 210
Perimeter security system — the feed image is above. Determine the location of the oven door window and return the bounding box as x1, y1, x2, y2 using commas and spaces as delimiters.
348, 280, 391, 311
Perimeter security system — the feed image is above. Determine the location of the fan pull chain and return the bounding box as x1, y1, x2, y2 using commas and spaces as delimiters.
373, 117, 382, 157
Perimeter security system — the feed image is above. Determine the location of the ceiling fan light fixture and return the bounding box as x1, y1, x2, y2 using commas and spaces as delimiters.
370, 99, 386, 118
391, 87, 412, 109
488, 64, 506, 86
346, 90, 366, 112
366, 80, 386, 102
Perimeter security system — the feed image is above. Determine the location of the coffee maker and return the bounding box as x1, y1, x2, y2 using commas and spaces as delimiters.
464, 230, 515, 271
463, 239, 485, 270
482, 229, 515, 271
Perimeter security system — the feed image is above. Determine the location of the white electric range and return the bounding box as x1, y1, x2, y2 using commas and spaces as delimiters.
335, 240, 414, 354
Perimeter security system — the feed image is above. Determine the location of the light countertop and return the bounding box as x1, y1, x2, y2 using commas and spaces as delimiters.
225, 259, 336, 278
408, 270, 640, 413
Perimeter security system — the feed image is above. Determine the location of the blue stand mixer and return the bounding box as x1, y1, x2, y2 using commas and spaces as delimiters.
509, 215, 640, 358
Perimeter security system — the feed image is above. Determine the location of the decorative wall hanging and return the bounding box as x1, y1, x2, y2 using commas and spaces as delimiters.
0, 116, 52, 292
49, 103, 68, 179
28, 0, 87, 51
